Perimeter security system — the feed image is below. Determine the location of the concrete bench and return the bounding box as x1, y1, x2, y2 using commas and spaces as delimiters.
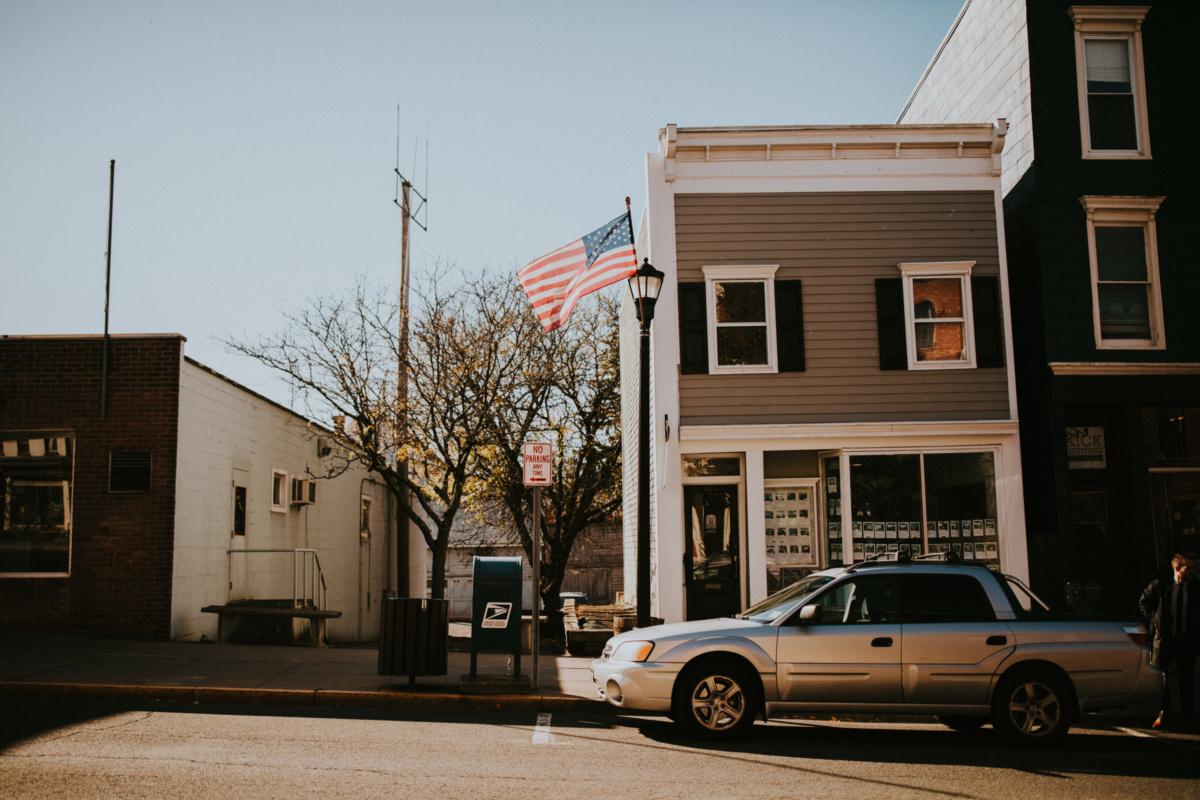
201, 604, 343, 647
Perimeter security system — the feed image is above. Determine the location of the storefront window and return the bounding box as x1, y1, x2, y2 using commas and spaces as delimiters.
1, 434, 73, 575
823, 456, 843, 565
850, 455, 922, 561
838, 451, 1000, 570
924, 452, 1000, 567
764, 484, 817, 594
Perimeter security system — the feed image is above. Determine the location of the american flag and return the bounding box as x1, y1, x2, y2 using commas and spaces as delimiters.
518, 212, 637, 332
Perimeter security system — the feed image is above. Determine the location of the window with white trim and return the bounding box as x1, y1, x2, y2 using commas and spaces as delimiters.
702, 265, 778, 373
1081, 195, 1165, 349
1069, 6, 1151, 159
271, 469, 288, 513
899, 261, 976, 369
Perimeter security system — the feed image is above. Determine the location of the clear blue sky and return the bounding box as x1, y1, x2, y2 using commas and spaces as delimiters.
2, 0, 965, 403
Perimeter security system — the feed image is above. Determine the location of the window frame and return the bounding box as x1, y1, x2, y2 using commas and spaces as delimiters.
1080, 195, 1165, 350
1, 433, 74, 578
271, 469, 288, 513
1069, 5, 1151, 160
702, 265, 779, 375
898, 261, 977, 370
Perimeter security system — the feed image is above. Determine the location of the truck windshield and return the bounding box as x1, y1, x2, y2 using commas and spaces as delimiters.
740, 574, 836, 622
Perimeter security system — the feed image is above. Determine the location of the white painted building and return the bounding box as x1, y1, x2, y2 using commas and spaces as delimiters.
171, 356, 422, 643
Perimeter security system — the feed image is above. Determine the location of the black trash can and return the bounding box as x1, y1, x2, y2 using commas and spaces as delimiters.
378, 597, 449, 684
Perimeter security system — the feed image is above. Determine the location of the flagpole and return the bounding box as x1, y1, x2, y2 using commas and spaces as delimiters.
624, 197, 636, 259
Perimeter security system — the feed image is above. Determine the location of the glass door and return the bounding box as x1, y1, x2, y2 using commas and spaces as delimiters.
684, 485, 740, 620
1149, 471, 1200, 565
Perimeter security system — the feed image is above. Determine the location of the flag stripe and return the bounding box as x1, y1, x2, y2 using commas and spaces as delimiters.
518, 213, 638, 332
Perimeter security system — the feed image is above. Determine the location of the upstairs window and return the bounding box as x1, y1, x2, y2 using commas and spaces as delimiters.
704, 266, 778, 373
900, 262, 976, 370
1081, 195, 1165, 349
1069, 6, 1151, 159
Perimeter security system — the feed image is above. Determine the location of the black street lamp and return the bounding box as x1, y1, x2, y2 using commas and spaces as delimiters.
627, 258, 665, 628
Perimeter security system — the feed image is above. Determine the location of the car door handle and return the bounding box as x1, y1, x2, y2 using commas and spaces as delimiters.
871, 637, 893, 647
987, 635, 1008, 646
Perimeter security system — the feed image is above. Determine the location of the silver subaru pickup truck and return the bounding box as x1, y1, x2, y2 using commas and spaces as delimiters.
592, 560, 1161, 746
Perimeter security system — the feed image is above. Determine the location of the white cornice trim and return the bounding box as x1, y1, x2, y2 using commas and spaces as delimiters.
679, 420, 1020, 444
1050, 362, 1200, 376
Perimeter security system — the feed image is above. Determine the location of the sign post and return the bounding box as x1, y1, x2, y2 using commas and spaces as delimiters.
522, 442, 552, 690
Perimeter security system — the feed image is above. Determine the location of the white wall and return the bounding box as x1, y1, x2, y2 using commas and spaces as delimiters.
897, 0, 1033, 195
171, 360, 393, 643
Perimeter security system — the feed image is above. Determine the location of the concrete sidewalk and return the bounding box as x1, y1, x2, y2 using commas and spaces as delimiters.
0, 628, 607, 713
0, 628, 1176, 732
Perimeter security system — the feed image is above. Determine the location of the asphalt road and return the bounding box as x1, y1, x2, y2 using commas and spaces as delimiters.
2, 698, 1198, 800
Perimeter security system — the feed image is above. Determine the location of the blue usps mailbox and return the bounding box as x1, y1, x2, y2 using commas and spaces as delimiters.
469, 556, 523, 679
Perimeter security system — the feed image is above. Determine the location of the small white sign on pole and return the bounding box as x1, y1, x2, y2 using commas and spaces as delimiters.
523, 442, 553, 486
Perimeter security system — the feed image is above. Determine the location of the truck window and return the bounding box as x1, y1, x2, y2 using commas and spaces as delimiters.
902, 574, 995, 623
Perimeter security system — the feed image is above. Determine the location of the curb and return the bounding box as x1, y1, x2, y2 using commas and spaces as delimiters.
0, 681, 615, 714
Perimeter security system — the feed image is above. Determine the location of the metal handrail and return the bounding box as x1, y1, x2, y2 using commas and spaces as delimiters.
227, 548, 328, 610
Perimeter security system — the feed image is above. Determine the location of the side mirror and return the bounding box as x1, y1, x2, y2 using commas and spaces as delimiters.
798, 604, 818, 624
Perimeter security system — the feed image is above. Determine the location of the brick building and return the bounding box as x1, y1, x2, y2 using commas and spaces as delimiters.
0, 334, 404, 641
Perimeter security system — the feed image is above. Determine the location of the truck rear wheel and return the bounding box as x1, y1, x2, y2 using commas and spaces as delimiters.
991, 669, 1071, 746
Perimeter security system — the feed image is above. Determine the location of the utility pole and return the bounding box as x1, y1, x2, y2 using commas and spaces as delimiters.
393, 107, 428, 597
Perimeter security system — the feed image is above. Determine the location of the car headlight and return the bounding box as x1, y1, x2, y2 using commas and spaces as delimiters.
612, 640, 654, 662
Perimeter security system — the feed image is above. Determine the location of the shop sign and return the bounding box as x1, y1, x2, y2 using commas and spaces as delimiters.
1066, 426, 1106, 469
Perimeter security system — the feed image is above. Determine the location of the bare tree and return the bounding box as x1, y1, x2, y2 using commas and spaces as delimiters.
224, 270, 528, 600
473, 292, 623, 639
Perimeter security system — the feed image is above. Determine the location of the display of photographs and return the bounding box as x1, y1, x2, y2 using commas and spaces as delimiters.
949, 521, 961, 537
911, 522, 921, 535
827, 477, 838, 494
788, 510, 798, 519
887, 543, 899, 553
790, 545, 800, 554
986, 541, 998, 557
937, 520, 949, 537
864, 542, 876, 556
973, 519, 984, 534
911, 543, 923, 556
899, 544, 910, 556
801, 544, 811, 554
985, 519, 997, 534
952, 542, 963, 555
899, 522, 909, 535
765, 510, 773, 519
798, 509, 809, 519
852, 522, 862, 536
961, 521, 972, 536
886, 522, 898, 540
800, 527, 810, 538
775, 492, 786, 502
789, 528, 799, 537
964, 542, 976, 560
853, 542, 864, 557
764, 493, 773, 503
787, 492, 797, 502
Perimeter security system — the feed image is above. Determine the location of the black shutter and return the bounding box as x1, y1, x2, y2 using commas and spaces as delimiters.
971, 276, 1005, 368
678, 282, 709, 375
774, 280, 805, 372
875, 278, 907, 370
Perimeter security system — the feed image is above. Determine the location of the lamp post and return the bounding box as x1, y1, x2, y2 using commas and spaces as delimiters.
627, 258, 665, 628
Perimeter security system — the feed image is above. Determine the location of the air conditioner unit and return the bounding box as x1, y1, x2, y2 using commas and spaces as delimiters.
290, 477, 316, 505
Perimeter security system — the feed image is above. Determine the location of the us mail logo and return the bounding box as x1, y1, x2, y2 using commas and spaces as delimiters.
482, 602, 512, 629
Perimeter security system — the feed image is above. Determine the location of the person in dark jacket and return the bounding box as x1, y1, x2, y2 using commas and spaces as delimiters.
1139, 554, 1199, 728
